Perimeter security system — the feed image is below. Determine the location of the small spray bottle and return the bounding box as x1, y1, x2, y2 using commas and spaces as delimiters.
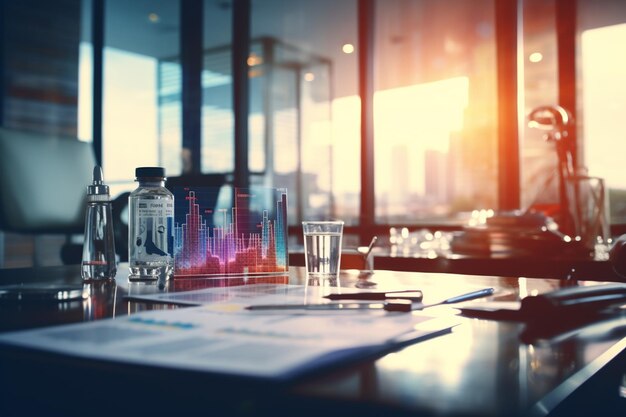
81, 166, 117, 280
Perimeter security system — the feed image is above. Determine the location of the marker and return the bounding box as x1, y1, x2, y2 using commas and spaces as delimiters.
245, 299, 413, 312
324, 289, 423, 302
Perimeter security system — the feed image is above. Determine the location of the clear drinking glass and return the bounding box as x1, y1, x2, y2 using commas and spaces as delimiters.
565, 175, 610, 259
302, 221, 344, 285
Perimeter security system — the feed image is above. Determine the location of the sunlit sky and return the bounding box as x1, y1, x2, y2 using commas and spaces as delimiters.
582, 23, 626, 189
78, 44, 158, 184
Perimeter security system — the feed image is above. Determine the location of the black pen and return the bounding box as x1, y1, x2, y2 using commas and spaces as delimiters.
246, 299, 414, 312
324, 289, 423, 302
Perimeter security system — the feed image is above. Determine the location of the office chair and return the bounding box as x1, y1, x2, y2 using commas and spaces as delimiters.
165, 173, 227, 200
0, 127, 94, 265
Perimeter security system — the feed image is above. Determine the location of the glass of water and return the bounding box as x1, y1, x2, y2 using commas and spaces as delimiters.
302, 221, 344, 285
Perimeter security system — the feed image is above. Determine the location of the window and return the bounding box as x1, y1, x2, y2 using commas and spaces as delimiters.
101, 0, 181, 195
518, 0, 626, 231
373, 0, 497, 224
578, 0, 626, 225
75, 0, 626, 241
251, 0, 359, 225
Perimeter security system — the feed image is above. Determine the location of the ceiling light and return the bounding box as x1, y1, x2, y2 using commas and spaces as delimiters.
247, 53, 263, 66
148, 13, 160, 23
304, 72, 315, 82
529, 52, 543, 63
342, 43, 355, 54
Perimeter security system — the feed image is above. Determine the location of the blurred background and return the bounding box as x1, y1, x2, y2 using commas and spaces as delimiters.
1, 0, 625, 267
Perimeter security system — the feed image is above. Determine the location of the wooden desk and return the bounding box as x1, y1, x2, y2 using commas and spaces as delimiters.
0, 265, 625, 417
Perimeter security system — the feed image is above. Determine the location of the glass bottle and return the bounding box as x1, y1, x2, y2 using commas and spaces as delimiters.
82, 166, 117, 280
128, 167, 174, 282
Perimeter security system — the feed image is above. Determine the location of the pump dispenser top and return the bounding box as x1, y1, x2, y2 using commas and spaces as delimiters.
87, 166, 110, 201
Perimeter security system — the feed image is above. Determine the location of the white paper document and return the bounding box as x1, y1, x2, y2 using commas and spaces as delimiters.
0, 284, 459, 380
127, 282, 380, 306
128, 283, 316, 305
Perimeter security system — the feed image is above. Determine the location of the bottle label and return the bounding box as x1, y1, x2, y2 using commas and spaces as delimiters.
132, 198, 174, 260
136, 200, 174, 219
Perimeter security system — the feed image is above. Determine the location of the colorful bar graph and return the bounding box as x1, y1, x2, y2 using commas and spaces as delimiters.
173, 187, 288, 277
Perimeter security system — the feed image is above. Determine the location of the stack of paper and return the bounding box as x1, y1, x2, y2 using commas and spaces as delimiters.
0, 284, 458, 380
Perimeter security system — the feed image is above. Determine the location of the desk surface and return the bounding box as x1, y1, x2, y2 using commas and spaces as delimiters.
290, 249, 622, 281
0, 265, 625, 417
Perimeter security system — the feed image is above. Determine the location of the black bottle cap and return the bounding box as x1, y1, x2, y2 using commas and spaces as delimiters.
135, 167, 165, 179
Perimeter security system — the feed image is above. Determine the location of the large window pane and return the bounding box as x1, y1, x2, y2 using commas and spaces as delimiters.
154, 1, 233, 176
373, 0, 498, 224
201, 1, 233, 174
104, 0, 180, 192
104, 48, 160, 178
578, 0, 626, 225
78, 0, 92, 143
251, 0, 359, 226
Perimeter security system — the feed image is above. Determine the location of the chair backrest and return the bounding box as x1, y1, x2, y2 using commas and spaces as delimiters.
166, 173, 227, 199
166, 173, 228, 217
0, 128, 95, 234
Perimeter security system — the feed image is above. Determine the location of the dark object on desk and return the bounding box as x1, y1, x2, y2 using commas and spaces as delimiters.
519, 311, 626, 343
458, 302, 522, 321
459, 283, 626, 342
520, 282, 626, 319
520, 283, 626, 341
453, 210, 589, 258
609, 233, 626, 278
460, 283, 626, 331
0, 284, 87, 302
460, 283, 626, 321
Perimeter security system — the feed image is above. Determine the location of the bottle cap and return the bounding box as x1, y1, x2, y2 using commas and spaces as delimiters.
87, 166, 110, 201
135, 167, 166, 179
